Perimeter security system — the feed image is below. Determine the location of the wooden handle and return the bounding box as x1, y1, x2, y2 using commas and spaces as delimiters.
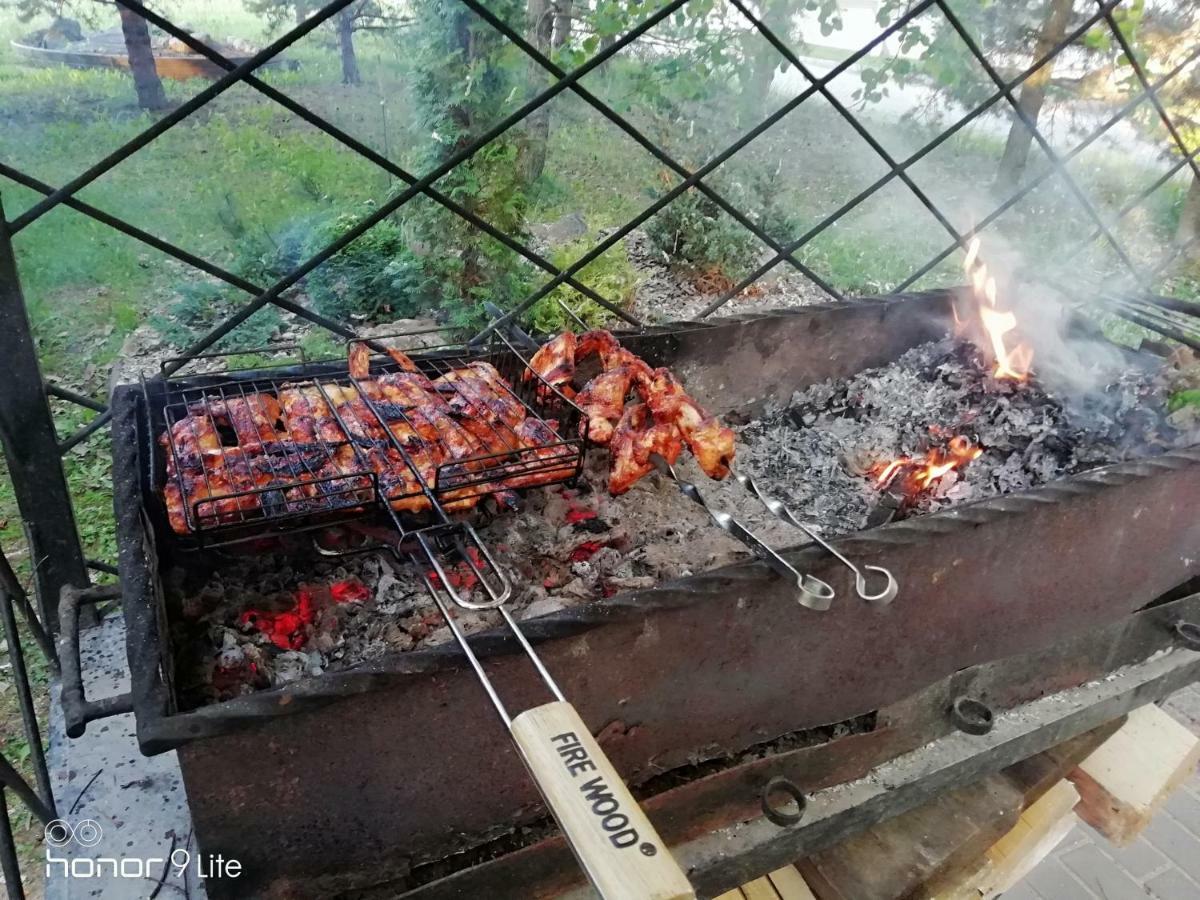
510, 701, 695, 900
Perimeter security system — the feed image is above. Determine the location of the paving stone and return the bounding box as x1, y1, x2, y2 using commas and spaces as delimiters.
1095, 834, 1170, 880
1164, 783, 1200, 838
1024, 859, 1095, 900
1059, 844, 1147, 900
997, 882, 1041, 900
1142, 812, 1200, 885
1052, 824, 1095, 855
1161, 690, 1200, 731
1145, 866, 1200, 900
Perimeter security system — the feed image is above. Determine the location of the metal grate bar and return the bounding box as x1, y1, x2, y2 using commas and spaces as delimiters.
713, 0, 973, 315
45, 382, 106, 414
471, 0, 942, 343
7, 0, 359, 234
1096, 0, 1200, 186
459, 0, 843, 301
0, 163, 361, 343
894, 46, 1200, 293
111, 0, 643, 329
933, 0, 1143, 283
158, 0, 691, 379
690, 0, 1138, 318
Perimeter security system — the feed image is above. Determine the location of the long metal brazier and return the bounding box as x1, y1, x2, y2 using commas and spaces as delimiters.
100, 290, 1200, 898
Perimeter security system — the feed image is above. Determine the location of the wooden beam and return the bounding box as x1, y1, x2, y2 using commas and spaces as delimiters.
766, 866, 817, 900
1069, 703, 1200, 846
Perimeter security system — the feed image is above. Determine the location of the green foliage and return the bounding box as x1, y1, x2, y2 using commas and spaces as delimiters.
150, 281, 284, 352
644, 189, 760, 277
531, 240, 639, 333
300, 210, 420, 321
395, 0, 534, 331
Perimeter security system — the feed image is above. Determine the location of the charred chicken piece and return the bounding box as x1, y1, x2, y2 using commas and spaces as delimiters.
574, 365, 638, 445
348, 342, 371, 380
187, 394, 285, 448
499, 417, 580, 490
161, 413, 221, 470
385, 346, 421, 373
278, 384, 346, 445
637, 368, 735, 480
608, 402, 685, 495
525, 331, 577, 394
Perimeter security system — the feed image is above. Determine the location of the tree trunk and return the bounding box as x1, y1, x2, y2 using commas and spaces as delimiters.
523, 0, 555, 184
117, 7, 169, 111
994, 0, 1073, 192
552, 0, 573, 48
337, 9, 362, 85
739, 0, 788, 125
1176, 174, 1200, 263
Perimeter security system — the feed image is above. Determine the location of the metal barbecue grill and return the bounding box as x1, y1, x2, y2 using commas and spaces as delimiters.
135, 328, 699, 899
142, 330, 587, 547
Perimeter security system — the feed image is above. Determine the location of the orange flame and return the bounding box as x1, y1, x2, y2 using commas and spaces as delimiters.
872, 436, 984, 494
962, 237, 1033, 382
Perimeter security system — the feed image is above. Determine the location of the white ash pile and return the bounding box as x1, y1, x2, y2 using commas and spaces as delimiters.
738, 338, 1195, 534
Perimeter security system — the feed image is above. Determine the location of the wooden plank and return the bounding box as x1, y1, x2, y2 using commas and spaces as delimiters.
797, 774, 1024, 900
920, 780, 1080, 900
767, 866, 817, 900
741, 877, 782, 900
713, 891, 747, 900
1069, 703, 1200, 846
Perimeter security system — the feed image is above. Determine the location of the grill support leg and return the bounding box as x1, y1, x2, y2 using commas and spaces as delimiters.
0, 195, 89, 633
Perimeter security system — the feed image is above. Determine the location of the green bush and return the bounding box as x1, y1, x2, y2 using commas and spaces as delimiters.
301, 211, 422, 322
644, 189, 760, 278
529, 241, 639, 334
150, 282, 284, 353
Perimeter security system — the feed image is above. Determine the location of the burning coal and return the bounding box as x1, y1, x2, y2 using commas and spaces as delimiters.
871, 435, 984, 498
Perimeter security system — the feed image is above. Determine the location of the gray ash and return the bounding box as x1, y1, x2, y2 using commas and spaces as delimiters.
738, 338, 1193, 534
172, 338, 1197, 710
169, 453, 793, 710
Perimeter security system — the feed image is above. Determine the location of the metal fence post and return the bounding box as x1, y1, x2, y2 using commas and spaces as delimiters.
0, 195, 89, 633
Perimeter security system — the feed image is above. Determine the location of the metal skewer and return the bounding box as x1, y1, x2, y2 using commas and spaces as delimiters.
730, 468, 898, 606
648, 454, 835, 611
404, 527, 695, 900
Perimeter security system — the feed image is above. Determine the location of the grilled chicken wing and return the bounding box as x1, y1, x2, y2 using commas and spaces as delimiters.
385, 346, 421, 373
525, 331, 576, 393
278, 384, 346, 444
161, 414, 220, 469
349, 342, 371, 380
637, 368, 734, 480
575, 365, 637, 445
608, 402, 684, 495
188, 394, 284, 447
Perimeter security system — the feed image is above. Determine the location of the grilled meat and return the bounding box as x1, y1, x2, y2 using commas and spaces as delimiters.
385, 346, 421, 373
608, 402, 684, 495
349, 342, 371, 380
188, 394, 284, 447
161, 345, 580, 533
277, 385, 346, 444
526, 331, 576, 391
575, 365, 637, 445
637, 368, 734, 480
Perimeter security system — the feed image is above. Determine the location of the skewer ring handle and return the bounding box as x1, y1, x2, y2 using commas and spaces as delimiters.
798, 575, 835, 611
856, 565, 899, 606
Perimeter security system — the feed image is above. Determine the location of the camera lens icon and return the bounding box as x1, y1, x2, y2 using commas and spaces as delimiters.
43, 818, 102, 847
74, 820, 102, 847
44, 820, 72, 847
